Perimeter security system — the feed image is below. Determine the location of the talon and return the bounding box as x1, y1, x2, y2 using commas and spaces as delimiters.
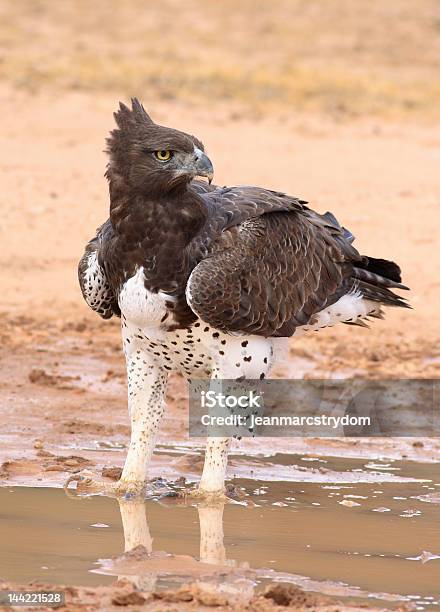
123, 482, 142, 499
64, 470, 93, 489
63, 470, 145, 499
225, 483, 246, 500
63, 471, 95, 498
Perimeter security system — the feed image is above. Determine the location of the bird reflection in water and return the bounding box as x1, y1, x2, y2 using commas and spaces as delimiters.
113, 498, 254, 601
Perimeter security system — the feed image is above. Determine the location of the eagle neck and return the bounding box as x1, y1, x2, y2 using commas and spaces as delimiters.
109, 187, 207, 243
108, 183, 208, 298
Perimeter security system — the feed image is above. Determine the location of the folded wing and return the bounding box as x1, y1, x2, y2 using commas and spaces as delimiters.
186, 186, 408, 337
78, 220, 120, 319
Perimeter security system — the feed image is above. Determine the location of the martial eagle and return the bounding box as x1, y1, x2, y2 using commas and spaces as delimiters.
71, 99, 409, 499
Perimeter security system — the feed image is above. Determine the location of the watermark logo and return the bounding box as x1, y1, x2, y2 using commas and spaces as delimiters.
189, 379, 438, 437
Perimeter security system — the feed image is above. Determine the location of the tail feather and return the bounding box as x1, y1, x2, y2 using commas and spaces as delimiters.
310, 208, 410, 314
357, 279, 411, 309
358, 256, 404, 285
351, 254, 410, 310
353, 267, 409, 291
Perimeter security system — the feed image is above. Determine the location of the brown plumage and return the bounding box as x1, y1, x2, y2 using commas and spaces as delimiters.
80, 99, 408, 338
73, 99, 410, 498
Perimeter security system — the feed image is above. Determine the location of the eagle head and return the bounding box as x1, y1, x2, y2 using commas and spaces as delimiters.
105, 98, 213, 194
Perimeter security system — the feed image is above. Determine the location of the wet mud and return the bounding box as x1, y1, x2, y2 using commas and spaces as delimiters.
1, 459, 439, 610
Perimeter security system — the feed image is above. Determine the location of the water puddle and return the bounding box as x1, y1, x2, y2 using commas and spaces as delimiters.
1, 458, 439, 609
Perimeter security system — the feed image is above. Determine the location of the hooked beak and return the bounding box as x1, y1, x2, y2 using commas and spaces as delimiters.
194, 148, 214, 184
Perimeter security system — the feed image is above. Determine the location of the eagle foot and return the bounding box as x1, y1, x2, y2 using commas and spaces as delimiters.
179, 487, 228, 503
63, 470, 145, 499
175, 483, 245, 503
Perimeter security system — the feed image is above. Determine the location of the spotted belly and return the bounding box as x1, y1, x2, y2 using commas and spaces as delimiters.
118, 267, 274, 380
118, 271, 377, 380
121, 318, 214, 377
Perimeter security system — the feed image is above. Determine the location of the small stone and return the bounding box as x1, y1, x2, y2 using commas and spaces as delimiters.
36, 450, 54, 458
45, 464, 67, 472
111, 591, 146, 606
102, 466, 122, 481
339, 499, 361, 507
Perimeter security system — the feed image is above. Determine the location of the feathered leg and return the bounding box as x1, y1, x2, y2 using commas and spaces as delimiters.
65, 350, 168, 497
199, 436, 231, 496
189, 335, 274, 500
120, 354, 168, 491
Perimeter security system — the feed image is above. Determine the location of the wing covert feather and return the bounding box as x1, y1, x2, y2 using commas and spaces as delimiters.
186, 204, 358, 337
78, 220, 120, 319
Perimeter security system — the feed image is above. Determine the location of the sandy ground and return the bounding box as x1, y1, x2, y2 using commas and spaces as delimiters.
1, 1, 439, 609
1, 85, 439, 491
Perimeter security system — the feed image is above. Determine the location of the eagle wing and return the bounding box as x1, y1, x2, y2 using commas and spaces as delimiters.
186, 186, 407, 337
78, 220, 120, 319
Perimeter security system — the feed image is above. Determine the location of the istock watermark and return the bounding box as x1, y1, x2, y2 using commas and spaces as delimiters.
200, 389, 263, 409
188, 379, 439, 437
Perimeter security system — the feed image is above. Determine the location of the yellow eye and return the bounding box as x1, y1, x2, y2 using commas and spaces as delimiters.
154, 150, 173, 161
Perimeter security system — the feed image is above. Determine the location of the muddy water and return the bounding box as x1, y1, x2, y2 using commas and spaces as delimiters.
0, 458, 439, 610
